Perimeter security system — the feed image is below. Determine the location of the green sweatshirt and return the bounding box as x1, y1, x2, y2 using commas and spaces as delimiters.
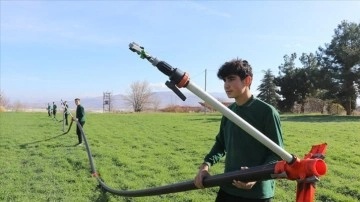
76, 105, 86, 122
204, 96, 284, 199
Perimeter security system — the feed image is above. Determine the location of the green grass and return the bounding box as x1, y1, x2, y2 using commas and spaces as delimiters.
0, 112, 359, 201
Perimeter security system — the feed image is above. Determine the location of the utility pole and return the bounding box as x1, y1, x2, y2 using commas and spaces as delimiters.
205, 69, 207, 92
204, 69, 207, 114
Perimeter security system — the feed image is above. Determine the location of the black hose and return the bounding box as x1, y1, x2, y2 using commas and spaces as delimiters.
75, 121, 278, 197
62, 119, 73, 135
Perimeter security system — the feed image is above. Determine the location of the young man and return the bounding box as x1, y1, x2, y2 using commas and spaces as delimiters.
194, 59, 284, 202
73, 98, 85, 146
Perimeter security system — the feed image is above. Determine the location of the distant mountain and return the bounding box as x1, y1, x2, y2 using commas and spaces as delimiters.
80, 91, 233, 111
21, 91, 233, 112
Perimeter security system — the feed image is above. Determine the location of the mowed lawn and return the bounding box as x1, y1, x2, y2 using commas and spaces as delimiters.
0, 112, 359, 202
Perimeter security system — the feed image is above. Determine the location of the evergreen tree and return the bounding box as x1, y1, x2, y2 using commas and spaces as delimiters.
257, 69, 279, 108
274, 53, 298, 112
296, 53, 321, 113
317, 20, 360, 115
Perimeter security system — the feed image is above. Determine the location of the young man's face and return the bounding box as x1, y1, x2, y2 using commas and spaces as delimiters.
223, 74, 248, 99
75, 100, 80, 105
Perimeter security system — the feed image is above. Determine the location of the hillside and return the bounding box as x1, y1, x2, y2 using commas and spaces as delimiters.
21, 91, 233, 112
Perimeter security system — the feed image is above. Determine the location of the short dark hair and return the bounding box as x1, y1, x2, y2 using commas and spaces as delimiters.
217, 58, 253, 80
75, 98, 80, 101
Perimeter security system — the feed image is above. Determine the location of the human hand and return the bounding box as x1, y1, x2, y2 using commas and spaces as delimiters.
232, 167, 256, 189
194, 163, 211, 189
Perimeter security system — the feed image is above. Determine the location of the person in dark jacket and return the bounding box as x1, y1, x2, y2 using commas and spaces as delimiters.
52, 102, 57, 119
73, 98, 85, 146
47, 103, 52, 117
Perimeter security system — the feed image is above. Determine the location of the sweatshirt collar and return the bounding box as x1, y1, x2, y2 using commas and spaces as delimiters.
236, 95, 255, 108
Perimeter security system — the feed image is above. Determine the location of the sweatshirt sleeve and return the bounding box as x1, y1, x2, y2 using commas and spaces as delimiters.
80, 106, 85, 121
263, 108, 284, 164
203, 117, 226, 166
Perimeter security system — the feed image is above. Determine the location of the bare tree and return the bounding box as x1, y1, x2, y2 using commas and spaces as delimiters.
123, 80, 153, 112
148, 95, 161, 111
0, 91, 10, 112
13, 100, 26, 112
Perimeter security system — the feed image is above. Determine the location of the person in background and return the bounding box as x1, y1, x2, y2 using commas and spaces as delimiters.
194, 58, 284, 202
52, 102, 57, 119
63, 101, 69, 125
47, 103, 52, 117
73, 98, 85, 146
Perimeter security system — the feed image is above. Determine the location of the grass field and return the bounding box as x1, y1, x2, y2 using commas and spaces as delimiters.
0, 112, 359, 202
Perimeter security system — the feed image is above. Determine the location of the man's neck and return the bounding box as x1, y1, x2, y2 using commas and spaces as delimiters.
235, 91, 252, 106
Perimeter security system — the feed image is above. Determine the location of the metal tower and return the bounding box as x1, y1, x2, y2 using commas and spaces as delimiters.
103, 92, 111, 112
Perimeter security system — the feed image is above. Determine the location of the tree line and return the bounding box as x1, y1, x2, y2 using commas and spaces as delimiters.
257, 20, 360, 115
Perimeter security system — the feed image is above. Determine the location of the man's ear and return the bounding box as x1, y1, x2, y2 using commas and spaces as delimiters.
244, 76, 252, 86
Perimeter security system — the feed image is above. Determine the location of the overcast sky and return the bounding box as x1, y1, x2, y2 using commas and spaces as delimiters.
1, 1, 360, 104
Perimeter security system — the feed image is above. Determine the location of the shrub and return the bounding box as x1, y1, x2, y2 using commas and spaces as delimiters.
327, 103, 346, 115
